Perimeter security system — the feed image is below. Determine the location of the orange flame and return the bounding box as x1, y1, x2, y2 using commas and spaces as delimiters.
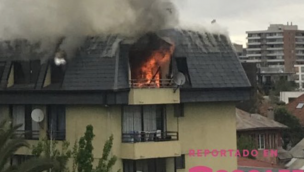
137, 45, 175, 87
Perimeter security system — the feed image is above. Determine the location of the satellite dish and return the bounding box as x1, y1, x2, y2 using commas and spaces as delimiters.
31, 109, 44, 123
173, 72, 186, 86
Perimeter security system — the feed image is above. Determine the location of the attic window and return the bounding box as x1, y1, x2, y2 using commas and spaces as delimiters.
296, 103, 304, 109
0, 62, 5, 80
13, 60, 40, 85
175, 57, 191, 86
51, 62, 65, 84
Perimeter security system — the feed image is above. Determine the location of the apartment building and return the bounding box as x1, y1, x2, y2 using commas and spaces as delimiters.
242, 23, 304, 94
294, 65, 304, 90
0, 30, 251, 172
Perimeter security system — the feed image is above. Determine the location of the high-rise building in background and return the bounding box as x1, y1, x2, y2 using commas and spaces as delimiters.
241, 23, 304, 94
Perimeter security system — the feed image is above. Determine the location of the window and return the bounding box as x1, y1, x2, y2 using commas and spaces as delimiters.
269, 134, 276, 149
10, 155, 33, 166
175, 154, 185, 169
174, 104, 184, 117
10, 105, 39, 140
122, 105, 172, 142
123, 159, 166, 172
47, 105, 66, 140
258, 134, 266, 149
175, 57, 191, 86
0, 62, 5, 80
13, 60, 40, 85
296, 103, 304, 109
51, 62, 65, 84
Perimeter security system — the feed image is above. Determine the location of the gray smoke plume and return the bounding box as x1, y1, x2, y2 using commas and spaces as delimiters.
0, 0, 179, 59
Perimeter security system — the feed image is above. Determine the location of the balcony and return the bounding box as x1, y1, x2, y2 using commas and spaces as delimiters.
267, 47, 283, 50
247, 42, 261, 45
247, 36, 261, 40
246, 54, 261, 57
266, 42, 284, 45
129, 79, 180, 105
15, 130, 40, 140
266, 35, 283, 39
120, 131, 181, 159
247, 48, 261, 51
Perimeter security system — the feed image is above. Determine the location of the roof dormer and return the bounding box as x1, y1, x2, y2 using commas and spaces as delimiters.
7, 60, 41, 89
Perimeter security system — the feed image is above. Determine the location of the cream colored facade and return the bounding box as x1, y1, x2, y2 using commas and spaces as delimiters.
2, 101, 237, 172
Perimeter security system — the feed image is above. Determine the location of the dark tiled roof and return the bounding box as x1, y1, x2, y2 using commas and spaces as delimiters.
0, 29, 251, 102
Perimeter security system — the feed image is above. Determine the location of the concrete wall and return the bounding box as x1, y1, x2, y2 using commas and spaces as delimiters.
280, 91, 304, 104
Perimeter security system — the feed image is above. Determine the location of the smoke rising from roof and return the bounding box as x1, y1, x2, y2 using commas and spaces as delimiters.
0, 0, 228, 59
0, 0, 178, 39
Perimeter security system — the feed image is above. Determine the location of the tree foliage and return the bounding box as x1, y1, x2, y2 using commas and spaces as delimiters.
76, 125, 95, 172
74, 125, 119, 172
237, 135, 256, 159
0, 119, 58, 172
32, 138, 72, 172
274, 107, 304, 148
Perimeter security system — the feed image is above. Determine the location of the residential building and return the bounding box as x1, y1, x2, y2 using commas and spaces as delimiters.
234, 43, 247, 60
0, 30, 251, 172
236, 109, 287, 164
286, 94, 304, 127
294, 64, 304, 90
244, 23, 304, 94
280, 91, 304, 104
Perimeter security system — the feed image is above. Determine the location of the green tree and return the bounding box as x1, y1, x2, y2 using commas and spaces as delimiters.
76, 125, 95, 172
0, 119, 58, 172
95, 135, 120, 172
274, 107, 304, 148
74, 125, 120, 172
32, 138, 72, 172
269, 79, 296, 104
237, 135, 256, 159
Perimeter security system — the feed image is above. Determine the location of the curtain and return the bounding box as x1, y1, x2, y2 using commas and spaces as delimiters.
143, 106, 157, 132
123, 106, 142, 133
12, 105, 25, 131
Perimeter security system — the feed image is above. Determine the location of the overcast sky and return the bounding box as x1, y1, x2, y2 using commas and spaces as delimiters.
175, 0, 304, 47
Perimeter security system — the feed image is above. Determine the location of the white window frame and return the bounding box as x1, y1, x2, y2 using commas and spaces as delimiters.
258, 134, 265, 150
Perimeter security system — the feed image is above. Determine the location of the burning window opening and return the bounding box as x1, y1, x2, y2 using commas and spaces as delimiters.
129, 35, 175, 88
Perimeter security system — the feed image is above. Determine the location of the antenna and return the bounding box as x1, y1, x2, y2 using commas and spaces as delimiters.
31, 109, 44, 123
173, 72, 186, 93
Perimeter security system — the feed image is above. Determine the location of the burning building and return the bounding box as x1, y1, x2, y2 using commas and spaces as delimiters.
0, 29, 251, 172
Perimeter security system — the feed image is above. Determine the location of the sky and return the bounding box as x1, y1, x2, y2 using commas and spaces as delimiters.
175, 0, 304, 47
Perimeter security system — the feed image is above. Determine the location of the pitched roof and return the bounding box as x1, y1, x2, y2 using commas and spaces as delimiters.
286, 94, 304, 126
236, 109, 288, 131
0, 29, 251, 103
289, 138, 304, 158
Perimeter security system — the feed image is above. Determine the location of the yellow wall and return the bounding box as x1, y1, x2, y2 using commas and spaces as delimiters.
166, 102, 237, 172
3, 102, 237, 172
65, 105, 122, 171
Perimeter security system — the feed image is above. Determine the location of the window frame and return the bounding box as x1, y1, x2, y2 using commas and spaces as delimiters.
13, 60, 41, 85
47, 105, 66, 140
258, 134, 266, 150
10, 105, 39, 140
175, 154, 185, 170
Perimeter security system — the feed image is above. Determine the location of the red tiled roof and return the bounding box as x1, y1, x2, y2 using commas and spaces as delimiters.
286, 94, 304, 126
238, 157, 281, 168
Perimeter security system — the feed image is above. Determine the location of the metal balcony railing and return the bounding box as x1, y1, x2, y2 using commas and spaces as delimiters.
122, 131, 178, 143
15, 130, 40, 140
47, 130, 66, 140
130, 79, 174, 88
